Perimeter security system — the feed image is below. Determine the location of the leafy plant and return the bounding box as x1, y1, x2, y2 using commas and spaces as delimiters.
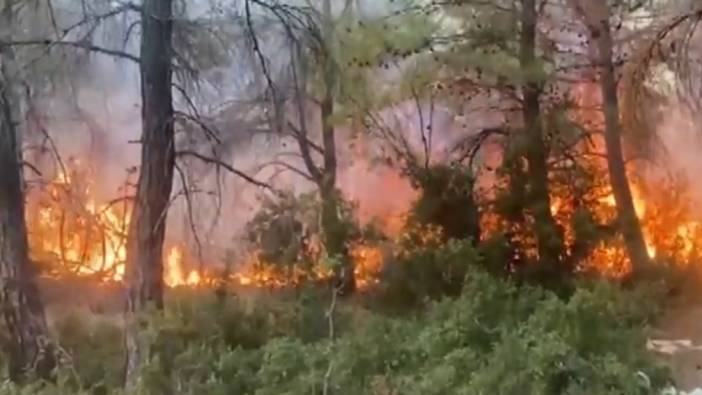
0, 265, 672, 394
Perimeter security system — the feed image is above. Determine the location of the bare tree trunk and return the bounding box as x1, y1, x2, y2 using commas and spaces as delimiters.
586, 2, 651, 274
124, 0, 175, 388
319, 119, 354, 294
0, 59, 55, 383
519, 0, 564, 277
319, 0, 354, 294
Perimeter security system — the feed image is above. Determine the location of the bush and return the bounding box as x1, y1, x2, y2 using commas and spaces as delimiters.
245, 191, 320, 267
53, 313, 125, 392
406, 164, 480, 244
376, 238, 480, 310
244, 191, 383, 279
0, 261, 671, 395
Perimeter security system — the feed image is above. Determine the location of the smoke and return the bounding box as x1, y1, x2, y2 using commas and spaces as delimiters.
36, 0, 696, 270
649, 104, 702, 208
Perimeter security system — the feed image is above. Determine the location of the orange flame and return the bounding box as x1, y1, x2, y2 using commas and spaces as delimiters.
29, 165, 129, 282
29, 161, 385, 290
164, 246, 202, 287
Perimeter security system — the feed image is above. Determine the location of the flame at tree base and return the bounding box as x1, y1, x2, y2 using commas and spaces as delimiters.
548, 169, 702, 279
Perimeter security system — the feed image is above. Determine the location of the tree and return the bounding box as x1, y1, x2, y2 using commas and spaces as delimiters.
244, 0, 357, 293
518, 0, 564, 278
400, 0, 567, 276
316, 0, 352, 293
0, 0, 55, 381
124, 0, 175, 387
574, 0, 651, 274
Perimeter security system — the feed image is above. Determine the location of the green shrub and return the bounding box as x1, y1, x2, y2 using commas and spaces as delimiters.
376, 239, 480, 310
406, 164, 480, 244
245, 191, 319, 267
52, 313, 124, 392
0, 261, 671, 395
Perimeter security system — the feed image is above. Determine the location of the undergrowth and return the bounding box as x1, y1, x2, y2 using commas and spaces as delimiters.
0, 246, 672, 394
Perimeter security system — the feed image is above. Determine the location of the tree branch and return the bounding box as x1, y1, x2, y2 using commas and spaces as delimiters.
177, 150, 277, 192
257, 160, 315, 182
0, 39, 140, 63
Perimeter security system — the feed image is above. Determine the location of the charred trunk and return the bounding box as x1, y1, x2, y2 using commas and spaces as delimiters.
0, 63, 55, 382
124, 0, 175, 387
590, 11, 651, 274
519, 0, 564, 277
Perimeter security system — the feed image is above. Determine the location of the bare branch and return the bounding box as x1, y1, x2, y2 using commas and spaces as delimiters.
177, 149, 277, 192
257, 160, 314, 181
245, 0, 278, 104
287, 121, 324, 154
410, 84, 430, 169
21, 161, 43, 177
174, 110, 222, 144
174, 161, 204, 272
0, 39, 140, 63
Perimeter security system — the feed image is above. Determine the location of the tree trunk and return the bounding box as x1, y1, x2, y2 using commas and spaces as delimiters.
124, 0, 175, 388
319, 181, 354, 294
0, 60, 55, 382
319, 92, 355, 293
589, 6, 651, 274
318, 0, 354, 294
519, 0, 564, 276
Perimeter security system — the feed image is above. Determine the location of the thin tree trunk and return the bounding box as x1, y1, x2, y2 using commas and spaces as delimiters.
519, 0, 564, 276
0, 58, 55, 382
589, 6, 651, 274
319, 0, 354, 294
319, 172, 354, 293
319, 81, 354, 294
124, 0, 175, 388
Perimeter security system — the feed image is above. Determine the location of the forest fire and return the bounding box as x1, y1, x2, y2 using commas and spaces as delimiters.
26, 161, 385, 290
550, 169, 702, 277
23, 162, 217, 287
28, 163, 130, 282
25, 153, 702, 289
164, 246, 201, 287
